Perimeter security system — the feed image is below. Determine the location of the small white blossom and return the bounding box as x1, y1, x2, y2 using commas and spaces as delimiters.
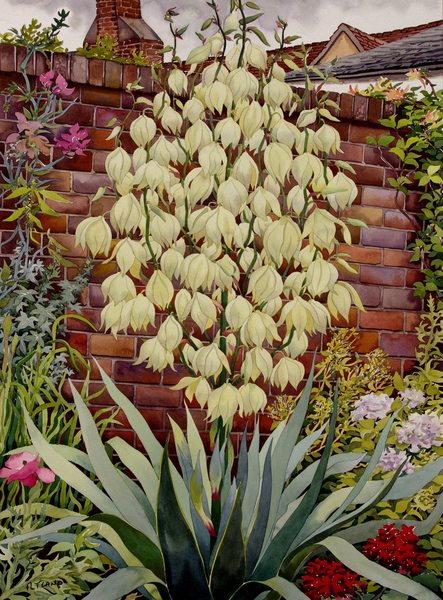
350, 393, 394, 422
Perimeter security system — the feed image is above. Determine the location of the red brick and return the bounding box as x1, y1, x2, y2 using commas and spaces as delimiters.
45, 170, 72, 192
383, 250, 419, 269
384, 210, 419, 231
380, 333, 418, 358
64, 331, 88, 355
353, 94, 368, 120
0, 209, 20, 230
342, 205, 383, 226
73, 173, 111, 194
67, 308, 101, 331
53, 53, 69, 80
163, 364, 190, 385
88, 381, 134, 405
46, 194, 90, 215
232, 413, 255, 432
57, 103, 95, 127
105, 60, 122, 88
96, 107, 132, 128
360, 265, 404, 287
368, 97, 383, 124
403, 359, 417, 375
405, 312, 422, 333
122, 64, 139, 89
89, 59, 104, 87
339, 93, 354, 119
90, 334, 134, 357
53, 149, 93, 172
74, 358, 112, 381
114, 407, 164, 430
382, 288, 422, 311
89, 284, 106, 307
166, 409, 206, 431
383, 101, 396, 118
339, 142, 363, 163
338, 245, 381, 265
90, 261, 118, 283
70, 55, 88, 84
347, 164, 384, 187
363, 187, 404, 209
405, 193, 422, 213
138, 66, 155, 94
406, 270, 424, 287
136, 386, 181, 407
93, 151, 109, 173
361, 228, 406, 250
364, 145, 400, 168
335, 224, 361, 245
81, 87, 121, 107
354, 331, 379, 353
0, 45, 15, 72
360, 310, 403, 331
87, 129, 116, 150
349, 124, 387, 144
90, 195, 116, 216
115, 361, 161, 384
351, 283, 381, 308
331, 307, 358, 327
103, 429, 135, 444
51, 234, 88, 257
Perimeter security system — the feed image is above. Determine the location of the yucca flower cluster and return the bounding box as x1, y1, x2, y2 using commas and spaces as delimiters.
75, 4, 364, 430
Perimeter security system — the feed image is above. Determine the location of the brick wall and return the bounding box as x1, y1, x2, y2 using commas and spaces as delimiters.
0, 45, 424, 449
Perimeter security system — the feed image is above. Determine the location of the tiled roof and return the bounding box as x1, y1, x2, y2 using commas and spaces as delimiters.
285, 25, 443, 82
372, 19, 443, 43
344, 24, 385, 51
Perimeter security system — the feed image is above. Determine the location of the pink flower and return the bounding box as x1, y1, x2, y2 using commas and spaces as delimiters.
0, 451, 55, 487
54, 123, 90, 158
53, 74, 75, 96
39, 70, 54, 89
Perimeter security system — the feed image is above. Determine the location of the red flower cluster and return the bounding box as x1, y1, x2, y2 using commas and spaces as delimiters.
301, 557, 367, 600
363, 524, 428, 575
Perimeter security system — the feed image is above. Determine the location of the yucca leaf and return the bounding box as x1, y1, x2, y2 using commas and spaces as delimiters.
70, 381, 157, 541
186, 406, 211, 509
241, 426, 260, 537
383, 456, 443, 500
84, 514, 164, 579
210, 488, 245, 600
106, 436, 158, 525
81, 566, 168, 600
0, 502, 78, 521
211, 480, 238, 567
321, 536, 440, 600
258, 576, 310, 599
261, 361, 317, 547
245, 444, 273, 577
237, 425, 249, 502
284, 425, 326, 481
0, 516, 88, 545
252, 383, 338, 581
157, 444, 212, 600
24, 409, 121, 517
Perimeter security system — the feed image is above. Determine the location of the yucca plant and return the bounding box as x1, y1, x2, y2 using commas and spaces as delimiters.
8, 361, 443, 600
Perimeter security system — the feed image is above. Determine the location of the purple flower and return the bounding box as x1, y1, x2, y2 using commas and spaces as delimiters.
39, 70, 54, 89
399, 388, 426, 409
350, 392, 394, 422
54, 74, 75, 96
54, 123, 90, 158
0, 452, 55, 487
377, 448, 415, 474
396, 412, 443, 453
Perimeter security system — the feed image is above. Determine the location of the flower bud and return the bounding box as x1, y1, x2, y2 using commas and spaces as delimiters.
151, 136, 179, 166
127, 293, 156, 331
225, 42, 245, 70
247, 264, 283, 303
249, 186, 281, 219
168, 68, 188, 96
186, 42, 212, 66
223, 10, 239, 34
241, 311, 281, 347
263, 296, 282, 317
264, 142, 292, 184
204, 206, 236, 249
161, 106, 183, 134
75, 215, 112, 257
297, 109, 317, 128
110, 193, 142, 234
102, 273, 137, 304
153, 91, 171, 118
232, 152, 259, 190
130, 115, 156, 147
240, 383, 267, 416
214, 254, 239, 290
305, 257, 338, 296
271, 119, 301, 149
202, 62, 229, 86
226, 68, 258, 102
287, 185, 306, 214
217, 177, 248, 216
157, 315, 183, 352
284, 331, 308, 359
241, 347, 273, 383
270, 62, 286, 82
109, 238, 148, 277
133, 147, 148, 171
207, 383, 242, 424
271, 357, 304, 391
263, 79, 293, 109
105, 147, 131, 184
175, 288, 192, 321
145, 270, 174, 309
161, 247, 184, 280
214, 118, 241, 149
185, 120, 213, 155
183, 97, 205, 123
134, 337, 174, 372
323, 172, 358, 210
226, 296, 253, 330
187, 292, 218, 333
239, 101, 263, 140
245, 42, 268, 70
263, 216, 301, 265
238, 247, 262, 272
208, 32, 224, 56
180, 252, 216, 292
313, 123, 341, 154
192, 342, 230, 378
149, 211, 181, 247
205, 81, 233, 114
291, 153, 323, 187
199, 141, 227, 176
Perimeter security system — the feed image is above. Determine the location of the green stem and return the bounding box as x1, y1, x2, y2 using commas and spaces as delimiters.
271, 326, 295, 357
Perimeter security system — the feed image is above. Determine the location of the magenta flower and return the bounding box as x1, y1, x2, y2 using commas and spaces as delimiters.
0, 451, 55, 487
54, 123, 90, 158
54, 74, 75, 96
39, 70, 54, 89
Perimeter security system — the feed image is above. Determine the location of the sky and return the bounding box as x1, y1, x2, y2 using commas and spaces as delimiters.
0, 0, 441, 59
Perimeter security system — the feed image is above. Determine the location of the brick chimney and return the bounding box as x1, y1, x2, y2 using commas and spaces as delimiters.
84, 0, 163, 64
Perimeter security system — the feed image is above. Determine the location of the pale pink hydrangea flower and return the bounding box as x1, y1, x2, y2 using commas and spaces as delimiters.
399, 388, 426, 409
377, 448, 415, 474
350, 392, 394, 422
396, 412, 443, 453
